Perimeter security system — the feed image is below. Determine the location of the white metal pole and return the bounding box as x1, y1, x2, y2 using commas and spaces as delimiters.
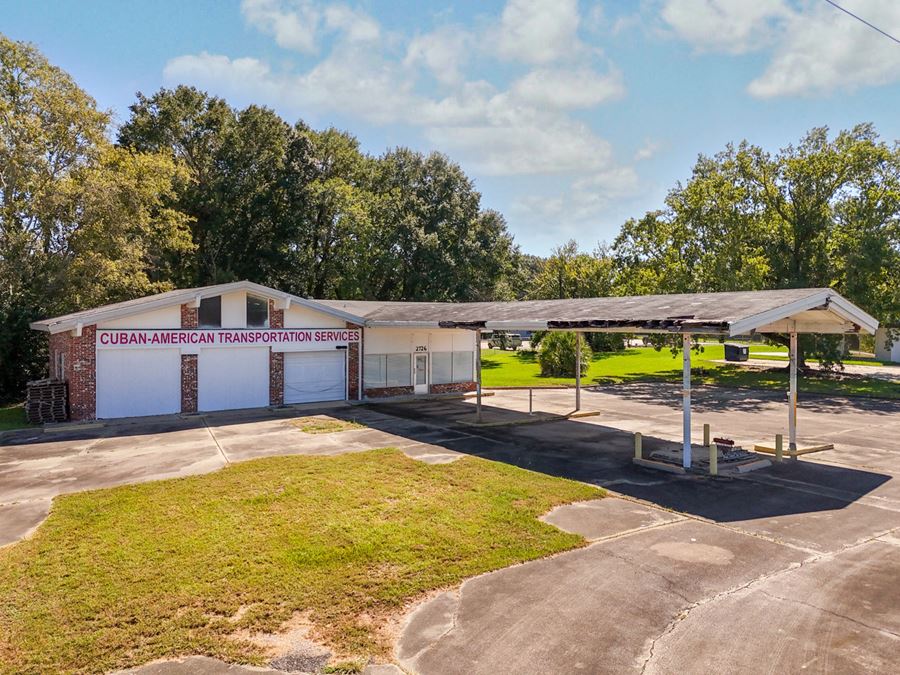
789, 331, 798, 452
476, 329, 482, 423
575, 332, 582, 411
682, 333, 692, 469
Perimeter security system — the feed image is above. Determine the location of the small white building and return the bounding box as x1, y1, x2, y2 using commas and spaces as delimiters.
31, 281, 476, 421
874, 326, 900, 363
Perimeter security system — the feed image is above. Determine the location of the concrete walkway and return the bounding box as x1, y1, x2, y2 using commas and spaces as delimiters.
715, 357, 900, 383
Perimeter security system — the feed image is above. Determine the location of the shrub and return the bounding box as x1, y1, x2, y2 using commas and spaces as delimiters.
538, 332, 592, 377
587, 332, 626, 352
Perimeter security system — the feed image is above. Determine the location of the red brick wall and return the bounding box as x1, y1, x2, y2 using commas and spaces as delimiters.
364, 386, 414, 398
430, 381, 476, 394
347, 322, 362, 400
180, 303, 199, 413
181, 355, 198, 413
68, 325, 96, 421
269, 301, 284, 406
181, 303, 198, 329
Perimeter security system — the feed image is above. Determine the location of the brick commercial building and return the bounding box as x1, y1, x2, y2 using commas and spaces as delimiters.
31, 281, 477, 421
32, 282, 879, 471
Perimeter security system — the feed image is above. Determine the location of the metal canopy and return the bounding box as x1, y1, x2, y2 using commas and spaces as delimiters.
318, 288, 879, 336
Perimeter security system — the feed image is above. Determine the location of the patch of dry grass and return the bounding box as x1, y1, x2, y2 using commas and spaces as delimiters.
289, 415, 367, 434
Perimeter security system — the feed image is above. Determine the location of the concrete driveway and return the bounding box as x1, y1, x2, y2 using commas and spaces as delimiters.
372, 385, 900, 675
2, 384, 898, 674
0, 404, 472, 547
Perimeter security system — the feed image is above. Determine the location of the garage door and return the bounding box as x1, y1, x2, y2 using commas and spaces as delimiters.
284, 351, 346, 404
96, 348, 181, 418
198, 347, 269, 412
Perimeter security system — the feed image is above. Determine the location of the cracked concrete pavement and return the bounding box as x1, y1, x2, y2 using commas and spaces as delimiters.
379, 385, 900, 675
2, 383, 899, 674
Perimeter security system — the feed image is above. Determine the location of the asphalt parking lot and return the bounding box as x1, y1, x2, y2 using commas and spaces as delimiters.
2, 383, 898, 674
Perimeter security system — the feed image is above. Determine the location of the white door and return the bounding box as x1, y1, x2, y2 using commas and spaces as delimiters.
198, 347, 269, 411
284, 351, 346, 404
96, 348, 181, 418
414, 353, 428, 394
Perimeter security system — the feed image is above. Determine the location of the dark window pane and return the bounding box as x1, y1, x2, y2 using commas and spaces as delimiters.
198, 296, 221, 328
247, 295, 269, 328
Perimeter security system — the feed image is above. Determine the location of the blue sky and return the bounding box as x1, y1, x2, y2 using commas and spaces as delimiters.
5, 0, 900, 254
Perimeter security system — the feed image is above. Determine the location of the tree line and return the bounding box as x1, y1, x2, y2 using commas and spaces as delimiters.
2, 34, 898, 400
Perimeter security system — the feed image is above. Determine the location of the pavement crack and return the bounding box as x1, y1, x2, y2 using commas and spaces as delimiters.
202, 417, 230, 465
756, 589, 900, 640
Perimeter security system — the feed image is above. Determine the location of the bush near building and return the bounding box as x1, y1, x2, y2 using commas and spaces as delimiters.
538, 332, 592, 377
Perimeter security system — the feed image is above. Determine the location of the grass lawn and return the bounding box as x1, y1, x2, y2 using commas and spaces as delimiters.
0, 449, 600, 673
0, 404, 29, 431
289, 415, 367, 434
480, 345, 899, 399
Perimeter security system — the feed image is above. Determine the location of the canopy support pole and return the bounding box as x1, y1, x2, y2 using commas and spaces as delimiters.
475, 329, 482, 423
575, 332, 582, 411
682, 333, 692, 469
789, 331, 798, 452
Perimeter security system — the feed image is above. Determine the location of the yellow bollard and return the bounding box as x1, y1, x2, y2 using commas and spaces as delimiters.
634, 432, 642, 460
775, 434, 783, 462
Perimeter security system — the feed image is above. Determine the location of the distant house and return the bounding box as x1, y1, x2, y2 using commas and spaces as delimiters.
874, 326, 900, 363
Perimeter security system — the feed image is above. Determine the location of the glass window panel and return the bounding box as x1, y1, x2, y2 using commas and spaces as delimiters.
246, 295, 269, 328
364, 354, 386, 389
452, 351, 473, 383
198, 296, 221, 328
386, 353, 411, 387
431, 352, 452, 384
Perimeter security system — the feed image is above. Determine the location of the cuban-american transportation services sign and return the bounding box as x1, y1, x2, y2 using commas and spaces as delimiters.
96, 328, 360, 353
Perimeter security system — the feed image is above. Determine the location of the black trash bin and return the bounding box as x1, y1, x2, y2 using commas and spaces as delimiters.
724, 343, 749, 362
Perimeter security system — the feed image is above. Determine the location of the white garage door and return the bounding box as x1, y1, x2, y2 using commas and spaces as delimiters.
96, 348, 181, 419
284, 351, 346, 404
198, 347, 269, 412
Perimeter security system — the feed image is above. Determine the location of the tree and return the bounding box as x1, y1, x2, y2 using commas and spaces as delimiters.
537, 332, 592, 377
528, 240, 616, 300
612, 125, 900, 366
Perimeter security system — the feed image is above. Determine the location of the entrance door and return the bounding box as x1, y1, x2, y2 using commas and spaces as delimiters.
414, 353, 428, 394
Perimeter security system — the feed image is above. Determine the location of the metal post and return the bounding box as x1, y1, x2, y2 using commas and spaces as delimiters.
789, 331, 798, 453
775, 433, 783, 462
529, 387, 533, 415
682, 333, 692, 469
634, 432, 642, 459
703, 423, 710, 448
475, 329, 482, 423
575, 332, 582, 411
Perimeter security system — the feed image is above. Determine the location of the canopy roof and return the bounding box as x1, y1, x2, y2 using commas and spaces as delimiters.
33, 283, 878, 337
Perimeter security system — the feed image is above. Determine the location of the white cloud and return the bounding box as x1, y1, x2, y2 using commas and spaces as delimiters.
660, 0, 900, 98
405, 26, 471, 86
495, 0, 584, 64
660, 0, 791, 54
510, 66, 625, 109
748, 0, 900, 98
241, 0, 320, 53
634, 138, 660, 161
322, 4, 379, 43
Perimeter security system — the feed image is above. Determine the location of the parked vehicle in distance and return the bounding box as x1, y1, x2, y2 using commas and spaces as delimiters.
488, 332, 523, 350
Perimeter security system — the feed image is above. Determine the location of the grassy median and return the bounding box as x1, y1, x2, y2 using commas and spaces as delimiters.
0, 448, 599, 673
481, 344, 899, 399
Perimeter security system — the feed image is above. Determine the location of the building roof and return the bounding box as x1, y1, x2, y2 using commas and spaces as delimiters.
33, 283, 879, 336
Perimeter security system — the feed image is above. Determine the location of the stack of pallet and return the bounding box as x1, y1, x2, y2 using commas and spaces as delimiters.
25, 378, 68, 424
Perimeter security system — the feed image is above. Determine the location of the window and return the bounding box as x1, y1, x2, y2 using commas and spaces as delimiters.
364, 354, 386, 389
364, 354, 412, 388
247, 295, 269, 328
452, 351, 474, 382
431, 351, 473, 384
198, 296, 221, 328
432, 352, 452, 384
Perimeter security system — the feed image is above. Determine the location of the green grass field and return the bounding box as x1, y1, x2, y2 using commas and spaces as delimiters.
0, 405, 29, 431
480, 344, 899, 399
0, 449, 600, 673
